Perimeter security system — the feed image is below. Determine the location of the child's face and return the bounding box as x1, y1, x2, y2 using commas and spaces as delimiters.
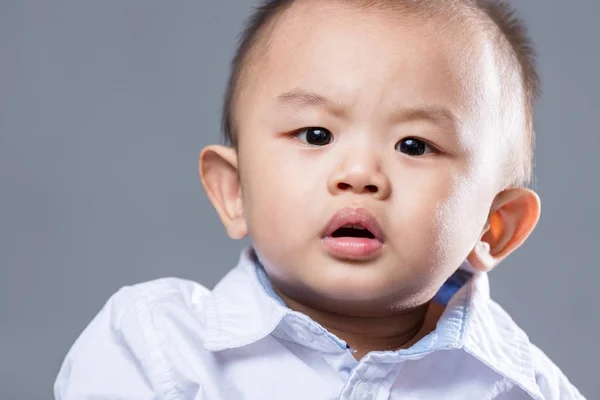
217, 3, 521, 311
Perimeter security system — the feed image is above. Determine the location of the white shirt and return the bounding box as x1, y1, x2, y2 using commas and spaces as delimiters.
54, 247, 584, 399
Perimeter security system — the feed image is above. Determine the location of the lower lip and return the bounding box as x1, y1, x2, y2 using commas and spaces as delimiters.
321, 237, 383, 260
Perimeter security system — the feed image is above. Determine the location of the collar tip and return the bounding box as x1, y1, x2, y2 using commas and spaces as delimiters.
203, 342, 221, 352
203, 336, 228, 352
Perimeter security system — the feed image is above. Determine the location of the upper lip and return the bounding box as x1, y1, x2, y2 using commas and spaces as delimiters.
321, 207, 385, 242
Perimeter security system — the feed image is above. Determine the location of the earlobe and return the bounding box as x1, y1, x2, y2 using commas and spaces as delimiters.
468, 188, 541, 272
199, 145, 248, 239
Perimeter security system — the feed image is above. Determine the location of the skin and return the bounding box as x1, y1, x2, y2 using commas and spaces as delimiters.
200, 1, 540, 360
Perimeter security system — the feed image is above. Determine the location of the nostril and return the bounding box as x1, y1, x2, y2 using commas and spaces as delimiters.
336, 182, 379, 193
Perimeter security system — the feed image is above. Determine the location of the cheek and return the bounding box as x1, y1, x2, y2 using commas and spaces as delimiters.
429, 174, 491, 266
239, 145, 320, 250
387, 158, 491, 267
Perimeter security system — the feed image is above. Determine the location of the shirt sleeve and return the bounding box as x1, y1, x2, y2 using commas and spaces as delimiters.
531, 344, 587, 400
53, 286, 179, 400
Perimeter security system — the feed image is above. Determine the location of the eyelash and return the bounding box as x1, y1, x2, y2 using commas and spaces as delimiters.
292, 127, 439, 156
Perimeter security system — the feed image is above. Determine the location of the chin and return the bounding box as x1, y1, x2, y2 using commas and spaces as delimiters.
300, 264, 394, 299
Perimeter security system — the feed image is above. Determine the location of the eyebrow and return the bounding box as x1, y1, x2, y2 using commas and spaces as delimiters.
275, 88, 460, 129
275, 89, 346, 117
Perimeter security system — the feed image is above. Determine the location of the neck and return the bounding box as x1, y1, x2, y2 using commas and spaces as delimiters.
275, 289, 445, 360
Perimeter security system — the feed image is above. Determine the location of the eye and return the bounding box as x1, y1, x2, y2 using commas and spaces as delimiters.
395, 138, 435, 156
295, 127, 333, 146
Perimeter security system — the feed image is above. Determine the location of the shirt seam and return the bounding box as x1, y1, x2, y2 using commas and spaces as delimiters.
131, 287, 183, 400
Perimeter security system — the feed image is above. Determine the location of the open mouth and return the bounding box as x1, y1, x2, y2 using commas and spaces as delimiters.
322, 207, 384, 242
321, 208, 384, 260
331, 224, 376, 239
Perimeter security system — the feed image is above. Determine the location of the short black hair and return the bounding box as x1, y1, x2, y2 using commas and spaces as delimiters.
221, 0, 539, 186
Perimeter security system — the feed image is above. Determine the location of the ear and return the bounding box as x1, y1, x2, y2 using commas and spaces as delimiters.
468, 188, 540, 272
199, 145, 248, 239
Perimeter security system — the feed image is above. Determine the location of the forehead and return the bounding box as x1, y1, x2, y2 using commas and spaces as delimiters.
238, 1, 503, 135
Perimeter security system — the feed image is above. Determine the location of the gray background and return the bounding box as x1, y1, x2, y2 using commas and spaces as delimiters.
0, 0, 597, 398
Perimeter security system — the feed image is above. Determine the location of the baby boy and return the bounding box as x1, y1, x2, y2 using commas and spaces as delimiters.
54, 0, 585, 399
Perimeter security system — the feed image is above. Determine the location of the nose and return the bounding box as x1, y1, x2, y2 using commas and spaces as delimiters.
327, 152, 391, 200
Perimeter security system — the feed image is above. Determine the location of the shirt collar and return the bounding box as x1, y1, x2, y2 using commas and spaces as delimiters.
462, 271, 542, 399
203, 246, 541, 399
203, 247, 286, 351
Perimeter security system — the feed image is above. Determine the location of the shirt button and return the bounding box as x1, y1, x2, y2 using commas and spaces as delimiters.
291, 322, 314, 343
354, 382, 373, 400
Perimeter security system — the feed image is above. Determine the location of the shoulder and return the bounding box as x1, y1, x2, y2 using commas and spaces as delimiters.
55, 277, 213, 399
484, 300, 585, 399
529, 344, 586, 399
91, 277, 212, 331
93, 277, 215, 347
67, 276, 213, 351
111, 277, 211, 316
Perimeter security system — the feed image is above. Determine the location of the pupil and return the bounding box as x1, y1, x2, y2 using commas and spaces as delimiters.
400, 139, 426, 155
306, 128, 331, 145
